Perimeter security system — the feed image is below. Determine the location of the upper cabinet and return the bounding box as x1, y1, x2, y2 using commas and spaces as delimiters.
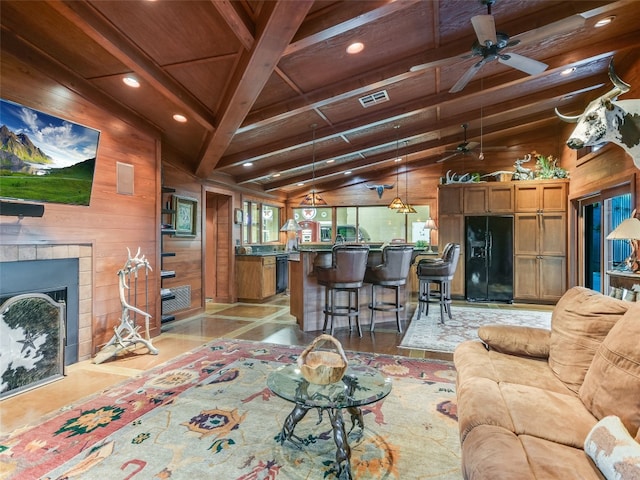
439, 185, 464, 215
515, 180, 568, 213
463, 184, 514, 214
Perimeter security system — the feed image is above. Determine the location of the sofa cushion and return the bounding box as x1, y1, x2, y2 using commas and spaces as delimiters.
579, 303, 640, 438
461, 425, 536, 480
498, 382, 597, 448
584, 415, 640, 480
478, 324, 550, 358
549, 287, 629, 393
520, 435, 604, 480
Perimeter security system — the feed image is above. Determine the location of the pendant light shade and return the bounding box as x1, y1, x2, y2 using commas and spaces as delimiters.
388, 125, 405, 210
280, 218, 302, 232
299, 192, 327, 207
300, 124, 326, 207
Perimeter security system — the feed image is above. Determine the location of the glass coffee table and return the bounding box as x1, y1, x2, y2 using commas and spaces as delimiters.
267, 363, 392, 480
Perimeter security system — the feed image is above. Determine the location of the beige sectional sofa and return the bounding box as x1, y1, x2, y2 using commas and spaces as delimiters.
453, 287, 640, 479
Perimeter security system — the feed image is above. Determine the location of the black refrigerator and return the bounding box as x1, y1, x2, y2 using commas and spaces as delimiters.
465, 215, 514, 302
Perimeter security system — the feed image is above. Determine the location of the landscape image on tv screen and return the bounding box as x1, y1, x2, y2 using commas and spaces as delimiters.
0, 99, 100, 206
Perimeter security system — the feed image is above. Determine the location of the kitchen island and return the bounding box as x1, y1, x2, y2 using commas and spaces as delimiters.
289, 245, 433, 332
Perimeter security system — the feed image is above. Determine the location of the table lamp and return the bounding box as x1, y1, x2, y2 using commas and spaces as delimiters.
281, 218, 302, 251
606, 214, 640, 273
424, 217, 438, 253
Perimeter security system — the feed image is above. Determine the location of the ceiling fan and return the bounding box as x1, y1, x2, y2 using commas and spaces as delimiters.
437, 124, 480, 163
448, 0, 548, 93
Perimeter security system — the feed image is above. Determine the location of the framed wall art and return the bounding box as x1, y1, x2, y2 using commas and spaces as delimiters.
234, 208, 243, 225
173, 195, 198, 237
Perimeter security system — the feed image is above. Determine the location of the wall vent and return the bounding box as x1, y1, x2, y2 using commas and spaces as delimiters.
358, 90, 389, 108
163, 285, 191, 313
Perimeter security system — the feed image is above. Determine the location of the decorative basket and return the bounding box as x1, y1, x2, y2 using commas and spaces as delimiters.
297, 334, 348, 385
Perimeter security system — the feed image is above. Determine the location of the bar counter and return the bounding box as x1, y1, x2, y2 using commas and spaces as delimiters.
288, 245, 435, 332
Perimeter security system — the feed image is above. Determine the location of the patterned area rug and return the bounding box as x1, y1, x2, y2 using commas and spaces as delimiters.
0, 339, 462, 480
399, 305, 552, 353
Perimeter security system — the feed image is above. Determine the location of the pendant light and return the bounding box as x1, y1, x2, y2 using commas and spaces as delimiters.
299, 124, 327, 207
388, 125, 405, 210
397, 141, 417, 214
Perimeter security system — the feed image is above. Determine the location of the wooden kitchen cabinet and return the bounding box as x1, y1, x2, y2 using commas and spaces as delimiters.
463, 184, 514, 214
438, 179, 568, 303
439, 185, 464, 215
514, 180, 567, 302
236, 255, 276, 300
515, 180, 567, 213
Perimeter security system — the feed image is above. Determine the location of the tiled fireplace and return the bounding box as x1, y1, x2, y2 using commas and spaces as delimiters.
0, 244, 93, 363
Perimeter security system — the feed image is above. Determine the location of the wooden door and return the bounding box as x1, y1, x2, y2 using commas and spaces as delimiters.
539, 256, 566, 301
539, 213, 566, 256
515, 213, 539, 255
262, 257, 276, 297
464, 186, 488, 214
514, 255, 539, 299
488, 185, 514, 213
540, 182, 567, 212
439, 186, 464, 215
514, 184, 540, 212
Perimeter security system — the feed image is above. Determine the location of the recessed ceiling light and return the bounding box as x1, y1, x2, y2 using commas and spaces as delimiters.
343, 170, 352, 175
243, 162, 253, 167
297, 182, 305, 187
272, 173, 281, 177
122, 76, 140, 88
595, 16, 615, 27
326, 159, 335, 164
394, 157, 403, 163
346, 42, 364, 55
561, 67, 576, 76
173, 114, 187, 123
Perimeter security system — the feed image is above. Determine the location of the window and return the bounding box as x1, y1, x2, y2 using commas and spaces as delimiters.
291, 205, 431, 243
243, 201, 280, 244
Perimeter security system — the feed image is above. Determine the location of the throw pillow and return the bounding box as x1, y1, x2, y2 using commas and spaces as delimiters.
478, 324, 550, 358
579, 303, 640, 438
549, 287, 629, 393
584, 415, 640, 480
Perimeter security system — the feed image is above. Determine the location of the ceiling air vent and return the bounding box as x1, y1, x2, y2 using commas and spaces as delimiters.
359, 90, 389, 108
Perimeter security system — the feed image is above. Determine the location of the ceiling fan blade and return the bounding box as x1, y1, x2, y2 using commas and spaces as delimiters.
471, 15, 497, 45
499, 53, 548, 75
449, 60, 484, 93
465, 141, 480, 151
514, 14, 586, 47
437, 152, 459, 163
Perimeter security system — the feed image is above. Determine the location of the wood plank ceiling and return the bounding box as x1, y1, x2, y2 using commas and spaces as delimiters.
2, 0, 639, 201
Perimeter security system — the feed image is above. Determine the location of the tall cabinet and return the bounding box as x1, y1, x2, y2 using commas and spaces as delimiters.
513, 181, 567, 302
160, 186, 176, 323
438, 179, 568, 303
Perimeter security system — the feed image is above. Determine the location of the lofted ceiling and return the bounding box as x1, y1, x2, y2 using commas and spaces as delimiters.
2, 0, 639, 200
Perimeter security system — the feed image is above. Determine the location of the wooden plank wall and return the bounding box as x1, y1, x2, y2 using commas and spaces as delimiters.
0, 53, 161, 354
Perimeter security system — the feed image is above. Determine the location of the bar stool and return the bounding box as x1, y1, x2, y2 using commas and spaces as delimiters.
316, 245, 370, 337
416, 243, 460, 323
364, 244, 414, 333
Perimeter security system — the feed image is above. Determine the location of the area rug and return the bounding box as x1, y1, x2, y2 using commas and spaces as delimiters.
399, 305, 552, 353
0, 339, 462, 480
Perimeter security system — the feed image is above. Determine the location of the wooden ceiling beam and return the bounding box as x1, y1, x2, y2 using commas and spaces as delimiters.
222, 63, 607, 175
250, 75, 604, 189
283, 0, 419, 57
48, 0, 217, 131
194, 0, 314, 178
211, 0, 255, 51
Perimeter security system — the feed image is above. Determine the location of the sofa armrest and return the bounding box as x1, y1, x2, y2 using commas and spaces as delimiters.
478, 324, 551, 359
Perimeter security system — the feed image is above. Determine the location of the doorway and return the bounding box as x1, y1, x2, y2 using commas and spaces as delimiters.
205, 191, 234, 303
577, 191, 632, 293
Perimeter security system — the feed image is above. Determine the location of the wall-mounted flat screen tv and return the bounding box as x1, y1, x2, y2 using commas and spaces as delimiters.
0, 99, 100, 206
